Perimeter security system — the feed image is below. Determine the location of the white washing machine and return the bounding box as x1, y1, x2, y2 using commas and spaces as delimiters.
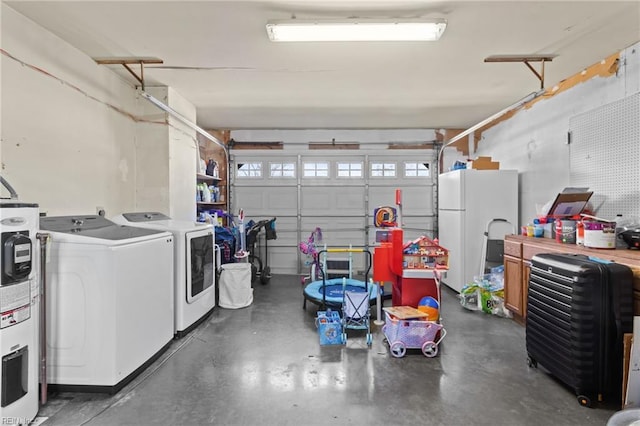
39, 215, 174, 393
0, 201, 40, 424
112, 212, 215, 337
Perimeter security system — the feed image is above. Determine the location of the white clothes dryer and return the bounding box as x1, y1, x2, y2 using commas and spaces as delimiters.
112, 212, 215, 337
0, 201, 40, 423
39, 215, 174, 393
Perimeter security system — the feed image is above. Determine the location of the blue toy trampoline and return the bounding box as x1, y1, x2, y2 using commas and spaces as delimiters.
303, 248, 381, 310
303, 277, 379, 309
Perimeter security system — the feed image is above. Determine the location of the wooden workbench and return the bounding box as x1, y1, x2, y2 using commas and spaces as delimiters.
503, 235, 640, 324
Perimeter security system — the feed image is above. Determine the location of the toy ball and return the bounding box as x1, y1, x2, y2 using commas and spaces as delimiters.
418, 296, 439, 321
419, 296, 439, 309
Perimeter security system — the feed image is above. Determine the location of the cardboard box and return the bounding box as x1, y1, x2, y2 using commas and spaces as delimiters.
624, 333, 633, 407
546, 191, 593, 218
471, 156, 500, 170
625, 317, 640, 408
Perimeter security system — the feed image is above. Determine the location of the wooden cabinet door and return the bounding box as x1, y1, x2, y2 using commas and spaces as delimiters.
504, 254, 523, 316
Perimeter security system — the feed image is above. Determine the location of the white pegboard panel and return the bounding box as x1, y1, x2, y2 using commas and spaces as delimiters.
569, 93, 640, 220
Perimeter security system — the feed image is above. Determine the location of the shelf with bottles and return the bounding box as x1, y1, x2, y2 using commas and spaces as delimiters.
196, 207, 226, 226
197, 173, 222, 183
196, 182, 224, 204
197, 201, 226, 206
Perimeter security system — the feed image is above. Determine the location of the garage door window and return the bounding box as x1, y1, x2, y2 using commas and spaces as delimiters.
303, 162, 329, 178
371, 162, 396, 177
237, 162, 262, 178
270, 162, 296, 178
404, 162, 430, 177
337, 162, 363, 178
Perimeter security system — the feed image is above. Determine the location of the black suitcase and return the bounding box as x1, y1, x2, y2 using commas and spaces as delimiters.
526, 253, 633, 407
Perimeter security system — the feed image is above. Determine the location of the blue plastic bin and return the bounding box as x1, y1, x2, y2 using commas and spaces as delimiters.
316, 310, 343, 345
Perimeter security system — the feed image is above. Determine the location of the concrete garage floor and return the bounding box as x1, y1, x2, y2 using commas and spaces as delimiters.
37, 275, 620, 425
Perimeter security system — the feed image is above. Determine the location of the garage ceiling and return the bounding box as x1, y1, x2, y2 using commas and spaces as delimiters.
5, 1, 640, 130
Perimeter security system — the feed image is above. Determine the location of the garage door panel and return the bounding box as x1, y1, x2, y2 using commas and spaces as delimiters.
233, 149, 434, 276
301, 217, 365, 245
263, 187, 297, 212
367, 219, 435, 246
233, 188, 264, 212
245, 216, 298, 247
319, 228, 365, 247
269, 220, 298, 247
401, 219, 436, 242
369, 185, 432, 212
399, 186, 434, 214
267, 246, 298, 275
234, 186, 297, 216
368, 187, 400, 210
300, 186, 364, 215
300, 187, 330, 212
300, 217, 367, 274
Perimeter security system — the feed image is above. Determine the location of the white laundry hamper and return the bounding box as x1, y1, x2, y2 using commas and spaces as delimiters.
218, 263, 253, 309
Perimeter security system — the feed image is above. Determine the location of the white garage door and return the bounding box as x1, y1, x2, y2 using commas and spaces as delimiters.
230, 149, 436, 276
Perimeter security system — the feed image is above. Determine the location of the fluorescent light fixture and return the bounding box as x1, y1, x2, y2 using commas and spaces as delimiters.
266, 18, 447, 42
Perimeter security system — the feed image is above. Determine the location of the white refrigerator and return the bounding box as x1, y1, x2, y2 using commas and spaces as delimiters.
438, 169, 518, 292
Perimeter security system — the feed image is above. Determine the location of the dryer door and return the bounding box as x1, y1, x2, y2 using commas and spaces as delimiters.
186, 229, 214, 303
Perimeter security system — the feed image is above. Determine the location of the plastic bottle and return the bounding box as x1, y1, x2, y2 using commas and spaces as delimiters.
197, 183, 205, 202
576, 221, 584, 245
206, 159, 216, 176
532, 218, 544, 237
615, 214, 627, 249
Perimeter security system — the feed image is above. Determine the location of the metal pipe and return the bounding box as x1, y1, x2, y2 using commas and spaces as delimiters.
434, 89, 544, 238
140, 90, 228, 157
36, 232, 50, 406
139, 90, 231, 217
437, 90, 542, 167
0, 176, 19, 200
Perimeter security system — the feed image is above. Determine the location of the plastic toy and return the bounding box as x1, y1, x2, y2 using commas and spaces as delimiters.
417, 296, 439, 321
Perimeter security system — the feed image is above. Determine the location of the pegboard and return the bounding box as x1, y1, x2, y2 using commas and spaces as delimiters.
569, 93, 640, 220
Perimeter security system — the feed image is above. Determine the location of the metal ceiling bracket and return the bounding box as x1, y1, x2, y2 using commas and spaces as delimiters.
93, 57, 163, 90
484, 54, 556, 89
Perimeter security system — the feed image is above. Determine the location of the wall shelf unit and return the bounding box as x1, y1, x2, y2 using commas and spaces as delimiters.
197, 173, 222, 183
197, 201, 226, 207
196, 129, 229, 225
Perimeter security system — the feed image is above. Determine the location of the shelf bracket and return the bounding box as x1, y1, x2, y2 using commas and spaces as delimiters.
484, 54, 556, 89
93, 57, 164, 90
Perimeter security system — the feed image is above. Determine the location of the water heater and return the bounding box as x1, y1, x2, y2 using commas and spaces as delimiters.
0, 201, 40, 424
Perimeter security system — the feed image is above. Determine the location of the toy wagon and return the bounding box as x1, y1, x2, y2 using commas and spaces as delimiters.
382, 311, 446, 358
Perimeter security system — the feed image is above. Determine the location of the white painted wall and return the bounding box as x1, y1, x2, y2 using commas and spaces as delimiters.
458, 42, 639, 228
1, 5, 137, 214
134, 86, 198, 221
1, 5, 198, 219
167, 87, 198, 221
135, 87, 170, 216
0, 4, 3, 173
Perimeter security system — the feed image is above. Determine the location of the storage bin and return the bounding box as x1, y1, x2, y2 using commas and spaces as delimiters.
316, 310, 343, 345
218, 263, 253, 309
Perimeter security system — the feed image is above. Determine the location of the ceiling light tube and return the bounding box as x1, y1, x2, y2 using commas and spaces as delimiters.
266, 18, 447, 42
